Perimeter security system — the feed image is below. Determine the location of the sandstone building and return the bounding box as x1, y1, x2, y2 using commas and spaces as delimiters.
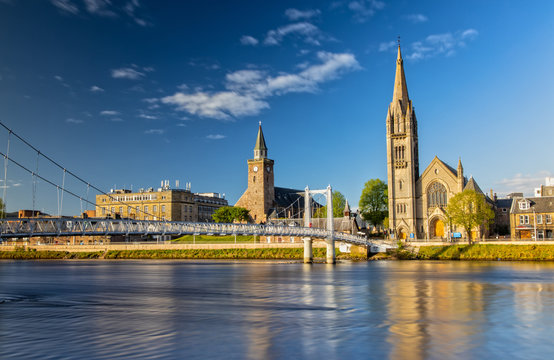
386, 45, 487, 240
96, 183, 228, 222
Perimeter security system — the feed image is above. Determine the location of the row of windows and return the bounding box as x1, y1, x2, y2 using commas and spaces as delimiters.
396, 203, 407, 214
394, 145, 406, 161
520, 214, 553, 225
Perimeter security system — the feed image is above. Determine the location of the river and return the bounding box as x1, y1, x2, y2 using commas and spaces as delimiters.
1, 260, 553, 359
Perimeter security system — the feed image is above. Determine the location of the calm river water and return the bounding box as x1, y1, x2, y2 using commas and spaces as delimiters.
1, 260, 553, 359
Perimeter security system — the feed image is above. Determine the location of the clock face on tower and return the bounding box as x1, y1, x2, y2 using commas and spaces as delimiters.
253, 166, 258, 172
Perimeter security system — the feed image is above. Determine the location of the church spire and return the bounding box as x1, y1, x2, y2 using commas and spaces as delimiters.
253, 121, 268, 159
392, 45, 410, 107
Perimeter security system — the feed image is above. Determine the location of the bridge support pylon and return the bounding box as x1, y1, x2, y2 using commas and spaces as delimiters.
302, 237, 313, 264
326, 185, 335, 264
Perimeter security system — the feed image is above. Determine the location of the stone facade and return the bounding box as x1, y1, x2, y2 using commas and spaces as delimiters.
96, 186, 227, 222
386, 45, 486, 240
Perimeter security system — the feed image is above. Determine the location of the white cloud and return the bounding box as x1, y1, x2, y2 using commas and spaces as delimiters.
100, 110, 120, 116
90, 85, 104, 92
495, 171, 553, 197
51, 0, 79, 14
406, 28, 479, 60
284, 8, 321, 21
138, 114, 158, 120
240, 35, 259, 46
206, 134, 226, 140
378, 41, 397, 52
162, 91, 269, 121
144, 129, 164, 135
405, 14, 428, 23
84, 0, 116, 17
123, 0, 149, 26
162, 51, 360, 120
176, 123, 186, 127
347, 0, 385, 22
264, 22, 323, 46
66, 118, 83, 124
111, 67, 144, 80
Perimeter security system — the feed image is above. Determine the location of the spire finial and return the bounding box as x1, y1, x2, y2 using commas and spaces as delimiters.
259, 121, 262, 126
397, 35, 401, 46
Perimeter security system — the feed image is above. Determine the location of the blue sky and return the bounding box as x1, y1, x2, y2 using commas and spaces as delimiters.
0, 0, 553, 215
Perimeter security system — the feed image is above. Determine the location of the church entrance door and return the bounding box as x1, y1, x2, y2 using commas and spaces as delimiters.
431, 219, 445, 238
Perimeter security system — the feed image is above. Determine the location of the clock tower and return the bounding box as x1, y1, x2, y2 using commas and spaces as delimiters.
235, 122, 275, 223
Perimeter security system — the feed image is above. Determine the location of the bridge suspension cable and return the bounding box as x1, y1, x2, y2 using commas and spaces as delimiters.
0, 121, 160, 220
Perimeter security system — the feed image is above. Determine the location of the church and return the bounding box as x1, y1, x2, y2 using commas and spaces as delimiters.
386, 45, 485, 240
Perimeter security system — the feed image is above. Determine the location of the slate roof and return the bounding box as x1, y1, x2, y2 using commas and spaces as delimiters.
464, 176, 483, 194
495, 198, 513, 209
511, 197, 554, 214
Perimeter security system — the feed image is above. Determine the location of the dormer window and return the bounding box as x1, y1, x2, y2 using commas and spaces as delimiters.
518, 201, 530, 210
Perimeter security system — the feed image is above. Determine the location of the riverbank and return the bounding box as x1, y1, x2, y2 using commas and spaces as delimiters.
396, 244, 554, 261
0, 247, 367, 261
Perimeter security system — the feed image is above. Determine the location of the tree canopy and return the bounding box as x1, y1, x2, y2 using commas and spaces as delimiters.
0, 197, 5, 219
314, 191, 346, 218
445, 189, 494, 244
212, 206, 250, 223
359, 179, 388, 226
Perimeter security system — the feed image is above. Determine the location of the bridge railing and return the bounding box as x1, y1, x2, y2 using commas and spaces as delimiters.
0, 218, 370, 245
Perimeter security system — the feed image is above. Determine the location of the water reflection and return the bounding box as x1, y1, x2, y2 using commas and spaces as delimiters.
1, 261, 553, 359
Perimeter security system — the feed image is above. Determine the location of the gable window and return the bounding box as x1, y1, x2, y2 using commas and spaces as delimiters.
519, 201, 529, 210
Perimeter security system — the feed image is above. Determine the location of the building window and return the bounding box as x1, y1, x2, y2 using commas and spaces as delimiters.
519, 201, 529, 210
428, 182, 447, 208
144, 205, 148, 213
119, 207, 123, 214
162, 205, 166, 213
153, 205, 157, 212
547, 215, 552, 224
102, 207, 106, 215
502, 208, 507, 212
399, 180, 403, 190
253, 176, 256, 183
537, 214, 543, 224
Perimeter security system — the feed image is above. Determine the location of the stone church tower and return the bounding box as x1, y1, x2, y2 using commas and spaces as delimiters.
386, 45, 420, 237
235, 123, 275, 223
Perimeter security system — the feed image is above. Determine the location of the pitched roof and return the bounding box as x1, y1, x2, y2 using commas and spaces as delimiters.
511, 197, 554, 214
464, 176, 483, 194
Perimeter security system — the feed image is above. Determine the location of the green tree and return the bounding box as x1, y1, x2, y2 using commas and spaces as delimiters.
445, 189, 494, 244
314, 191, 346, 218
212, 206, 250, 223
359, 179, 388, 227
0, 197, 5, 218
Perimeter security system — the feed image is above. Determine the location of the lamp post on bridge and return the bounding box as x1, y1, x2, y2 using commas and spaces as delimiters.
302, 186, 313, 264
326, 185, 335, 264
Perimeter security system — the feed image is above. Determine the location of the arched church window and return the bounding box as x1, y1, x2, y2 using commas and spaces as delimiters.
399, 180, 403, 190
428, 182, 447, 208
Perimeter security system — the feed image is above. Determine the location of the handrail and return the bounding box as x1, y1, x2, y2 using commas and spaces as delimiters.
0, 218, 371, 245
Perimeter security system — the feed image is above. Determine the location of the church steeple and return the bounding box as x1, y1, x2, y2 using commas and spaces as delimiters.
392, 45, 410, 107
253, 121, 268, 160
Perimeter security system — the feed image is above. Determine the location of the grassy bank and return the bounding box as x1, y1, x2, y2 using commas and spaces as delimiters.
0, 248, 363, 260
171, 234, 255, 244
404, 244, 554, 261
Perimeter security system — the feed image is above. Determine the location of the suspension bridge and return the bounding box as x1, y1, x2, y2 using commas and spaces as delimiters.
0, 121, 380, 263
